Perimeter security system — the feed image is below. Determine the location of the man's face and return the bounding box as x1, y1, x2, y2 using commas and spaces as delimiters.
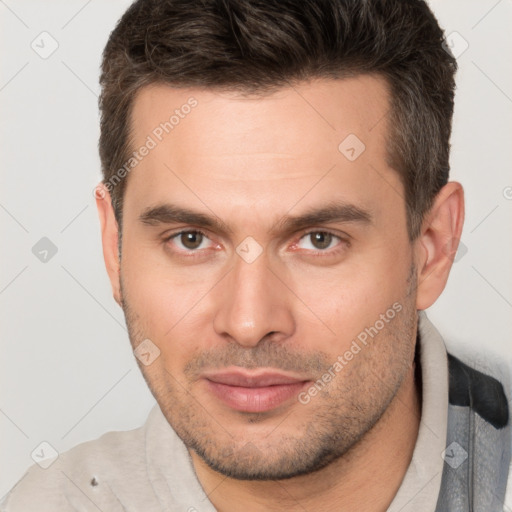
117, 76, 418, 479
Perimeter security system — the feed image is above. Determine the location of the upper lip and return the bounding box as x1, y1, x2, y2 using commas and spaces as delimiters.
203, 368, 309, 388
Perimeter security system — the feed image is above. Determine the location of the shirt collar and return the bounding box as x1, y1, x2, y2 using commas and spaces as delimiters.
387, 310, 449, 511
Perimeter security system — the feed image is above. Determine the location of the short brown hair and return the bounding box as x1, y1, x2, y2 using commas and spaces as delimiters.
99, 0, 457, 240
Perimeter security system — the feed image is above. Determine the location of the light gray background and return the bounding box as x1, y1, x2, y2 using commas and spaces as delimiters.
1, 0, 511, 499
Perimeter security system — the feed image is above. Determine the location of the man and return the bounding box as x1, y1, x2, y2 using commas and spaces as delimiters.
2, 0, 510, 510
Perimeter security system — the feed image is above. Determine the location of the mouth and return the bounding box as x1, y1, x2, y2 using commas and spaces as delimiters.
202, 368, 311, 413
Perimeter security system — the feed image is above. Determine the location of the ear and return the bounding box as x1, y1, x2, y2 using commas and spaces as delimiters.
414, 181, 465, 310
95, 183, 122, 306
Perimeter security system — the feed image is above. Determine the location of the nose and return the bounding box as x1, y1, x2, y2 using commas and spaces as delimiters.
212, 250, 295, 348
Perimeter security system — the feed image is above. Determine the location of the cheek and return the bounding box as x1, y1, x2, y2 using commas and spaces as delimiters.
286, 245, 412, 348
120, 255, 215, 372
121, 241, 207, 325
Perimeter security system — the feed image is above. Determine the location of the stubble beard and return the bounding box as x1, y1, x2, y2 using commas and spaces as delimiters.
119, 266, 418, 481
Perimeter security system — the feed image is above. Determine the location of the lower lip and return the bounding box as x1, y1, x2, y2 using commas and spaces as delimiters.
205, 380, 308, 413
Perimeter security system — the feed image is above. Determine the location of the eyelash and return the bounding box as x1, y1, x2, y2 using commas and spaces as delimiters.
163, 229, 349, 257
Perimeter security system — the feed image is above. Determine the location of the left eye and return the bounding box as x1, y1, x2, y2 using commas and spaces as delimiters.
297, 231, 342, 251
169, 231, 213, 251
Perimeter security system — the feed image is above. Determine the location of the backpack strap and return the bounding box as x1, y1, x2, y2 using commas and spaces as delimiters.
435, 354, 510, 511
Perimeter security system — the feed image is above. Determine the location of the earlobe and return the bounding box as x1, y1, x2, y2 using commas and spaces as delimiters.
415, 182, 465, 310
95, 183, 122, 306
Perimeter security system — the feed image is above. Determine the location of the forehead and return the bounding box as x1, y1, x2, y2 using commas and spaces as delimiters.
123, 76, 403, 232
129, 75, 390, 158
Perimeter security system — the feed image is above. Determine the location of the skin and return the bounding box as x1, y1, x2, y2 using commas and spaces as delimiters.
96, 75, 464, 511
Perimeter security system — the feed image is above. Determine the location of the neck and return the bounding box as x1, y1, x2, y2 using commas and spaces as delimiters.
191, 362, 421, 512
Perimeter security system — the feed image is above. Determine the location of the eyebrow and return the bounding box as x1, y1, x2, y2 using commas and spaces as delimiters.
138, 201, 373, 236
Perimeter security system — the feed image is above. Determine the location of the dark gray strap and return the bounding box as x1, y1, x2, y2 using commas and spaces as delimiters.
435, 355, 510, 511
